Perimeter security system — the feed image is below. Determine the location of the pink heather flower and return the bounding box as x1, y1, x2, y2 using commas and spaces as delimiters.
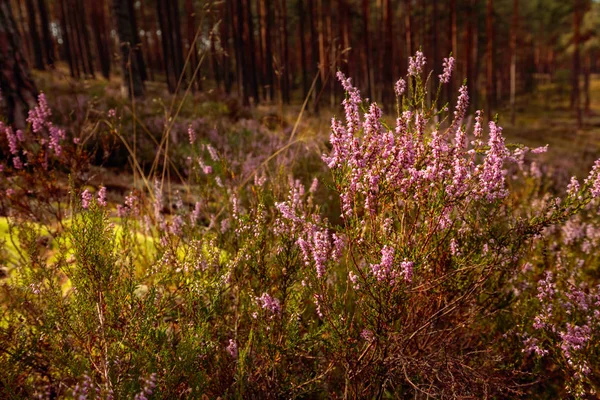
191, 201, 201, 225
401, 259, 414, 283
27, 92, 52, 134
107, 108, 116, 118
394, 78, 406, 96
372, 245, 395, 282
6, 188, 14, 196
48, 126, 65, 156
313, 294, 324, 318
584, 159, 600, 198
531, 145, 548, 154
348, 270, 360, 289
336, 71, 362, 136
12, 156, 23, 170
257, 293, 281, 315
361, 329, 374, 342
450, 238, 459, 256
567, 176, 580, 197
408, 51, 426, 76
4, 126, 19, 155
81, 189, 93, 209
15, 129, 24, 142
169, 215, 184, 236
309, 177, 319, 194
206, 144, 220, 161
438, 56, 455, 84
452, 85, 469, 131
332, 233, 345, 261
187, 125, 196, 145
522, 336, 548, 357
125, 193, 139, 215
0, 164, 4, 172
226, 339, 238, 358
116, 205, 128, 218
97, 186, 107, 207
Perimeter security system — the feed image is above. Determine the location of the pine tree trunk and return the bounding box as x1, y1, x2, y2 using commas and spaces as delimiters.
0, 0, 38, 128
127, 0, 147, 82
25, 0, 44, 70
572, 0, 582, 128
510, 0, 518, 125
486, 0, 494, 119
59, 0, 76, 77
37, 0, 54, 66
113, 0, 145, 97
298, 0, 308, 99
185, 0, 200, 91
362, 0, 373, 101
91, 0, 111, 79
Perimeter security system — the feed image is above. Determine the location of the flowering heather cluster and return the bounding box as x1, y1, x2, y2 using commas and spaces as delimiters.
408, 50, 426, 76
27, 92, 66, 157
324, 71, 526, 223
438, 56, 455, 84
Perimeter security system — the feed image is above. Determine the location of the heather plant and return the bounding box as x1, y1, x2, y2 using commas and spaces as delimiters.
1, 52, 600, 399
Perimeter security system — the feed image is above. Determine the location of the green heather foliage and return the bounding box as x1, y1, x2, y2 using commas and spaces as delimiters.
1, 55, 600, 398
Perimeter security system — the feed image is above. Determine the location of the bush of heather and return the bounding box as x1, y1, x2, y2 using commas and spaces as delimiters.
1, 53, 600, 398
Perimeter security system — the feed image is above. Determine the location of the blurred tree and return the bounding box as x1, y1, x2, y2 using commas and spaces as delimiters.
0, 0, 38, 128
90, 0, 111, 79
24, 0, 44, 70
37, 0, 54, 67
113, 0, 145, 97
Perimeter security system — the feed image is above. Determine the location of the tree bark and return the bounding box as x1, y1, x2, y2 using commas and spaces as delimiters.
59, 0, 76, 77
91, 0, 111, 79
363, 0, 373, 101
572, 0, 582, 128
486, 0, 494, 119
510, 0, 518, 125
298, 0, 308, 99
0, 0, 38, 128
37, 0, 54, 66
25, 0, 44, 70
113, 0, 145, 97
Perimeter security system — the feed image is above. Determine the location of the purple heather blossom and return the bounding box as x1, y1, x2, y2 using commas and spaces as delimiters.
361, 329, 375, 342
226, 339, 238, 358
531, 145, 548, 154
48, 126, 65, 156
81, 189, 93, 209
370, 245, 395, 282
3, 125, 19, 155
27, 92, 51, 134
584, 159, 600, 198
408, 51, 426, 76
188, 125, 197, 145
97, 186, 107, 207
134, 373, 157, 400
206, 144, 220, 161
438, 56, 455, 84
12, 156, 23, 170
169, 215, 184, 236
191, 201, 201, 226
401, 259, 414, 283
394, 78, 406, 96
107, 109, 116, 118
125, 193, 139, 215
313, 294, 324, 318
257, 293, 281, 315
567, 176, 580, 197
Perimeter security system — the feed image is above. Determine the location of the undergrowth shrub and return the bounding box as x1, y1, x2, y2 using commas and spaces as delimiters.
1, 52, 600, 398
